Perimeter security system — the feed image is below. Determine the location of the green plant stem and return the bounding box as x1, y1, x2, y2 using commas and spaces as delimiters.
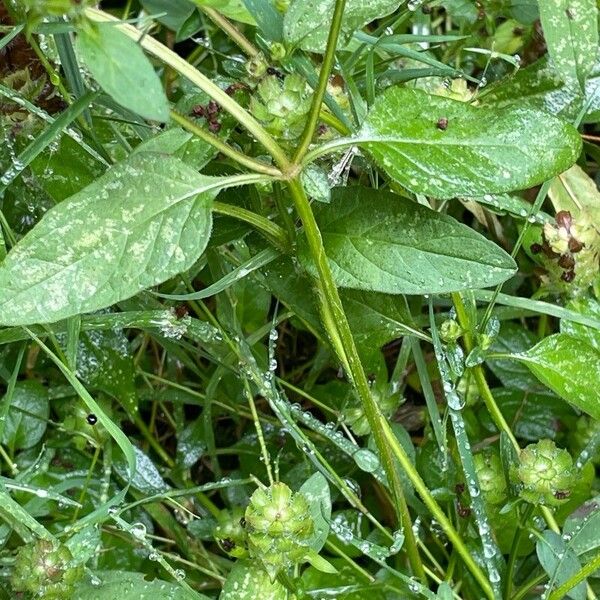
451, 292, 520, 452
212, 201, 288, 251
244, 381, 274, 485
294, 0, 347, 162
287, 179, 425, 583
170, 110, 283, 177
197, 4, 258, 57
86, 8, 290, 170
72, 445, 101, 522
547, 551, 600, 600
381, 420, 495, 600
505, 503, 535, 598
512, 572, 548, 600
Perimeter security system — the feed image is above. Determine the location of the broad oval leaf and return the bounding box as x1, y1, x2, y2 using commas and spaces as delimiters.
516, 333, 600, 420
76, 23, 169, 122
298, 187, 517, 294
0, 153, 219, 326
283, 0, 400, 52
73, 570, 207, 599
360, 87, 581, 198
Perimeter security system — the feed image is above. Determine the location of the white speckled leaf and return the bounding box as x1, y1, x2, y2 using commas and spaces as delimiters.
518, 333, 600, 420
0, 153, 219, 326
298, 187, 517, 294
361, 87, 582, 199
539, 0, 598, 89
283, 0, 400, 52
73, 570, 206, 599
76, 23, 169, 122
481, 55, 600, 122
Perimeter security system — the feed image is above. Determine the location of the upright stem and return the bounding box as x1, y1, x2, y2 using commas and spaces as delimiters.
452, 292, 519, 452
287, 179, 425, 582
294, 0, 347, 163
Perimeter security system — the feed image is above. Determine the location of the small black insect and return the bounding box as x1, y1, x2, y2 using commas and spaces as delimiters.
239, 517, 247, 528
437, 117, 449, 130
221, 538, 236, 552
554, 490, 571, 500
266, 66, 285, 80
86, 413, 98, 425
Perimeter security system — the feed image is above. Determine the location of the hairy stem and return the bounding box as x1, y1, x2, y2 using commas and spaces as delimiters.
287, 179, 425, 582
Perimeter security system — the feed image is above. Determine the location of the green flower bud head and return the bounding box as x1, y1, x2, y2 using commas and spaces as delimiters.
473, 449, 507, 505
512, 439, 575, 506
11, 540, 84, 598
439, 319, 462, 343
536, 210, 600, 295
249, 74, 311, 143
245, 482, 313, 578
245, 53, 268, 79
214, 508, 248, 558
269, 42, 286, 62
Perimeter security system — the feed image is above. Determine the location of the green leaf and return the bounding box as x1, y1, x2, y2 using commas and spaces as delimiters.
482, 55, 600, 122
360, 87, 581, 198
284, 0, 400, 52
537, 530, 586, 600
299, 472, 331, 553
242, 0, 283, 41
488, 323, 546, 391
516, 334, 600, 420
114, 446, 169, 495
220, 562, 289, 599
140, 0, 196, 32
538, 0, 598, 89
191, 0, 255, 24
480, 389, 575, 441
0, 154, 222, 326
76, 23, 169, 122
1, 381, 49, 450
298, 187, 517, 294
564, 502, 600, 556
561, 297, 600, 351
74, 329, 138, 417
73, 571, 206, 599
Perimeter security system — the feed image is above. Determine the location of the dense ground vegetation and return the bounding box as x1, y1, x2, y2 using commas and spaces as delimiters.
0, 0, 599, 598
